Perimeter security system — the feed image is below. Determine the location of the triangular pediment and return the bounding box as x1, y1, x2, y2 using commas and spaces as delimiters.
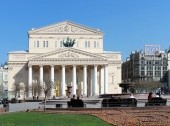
28, 21, 103, 35
29, 48, 107, 61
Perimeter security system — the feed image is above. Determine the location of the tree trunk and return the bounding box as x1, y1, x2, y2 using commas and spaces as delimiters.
44, 95, 47, 111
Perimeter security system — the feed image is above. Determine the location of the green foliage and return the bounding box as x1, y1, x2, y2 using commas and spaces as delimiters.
0, 112, 112, 126
62, 37, 75, 47
129, 81, 162, 93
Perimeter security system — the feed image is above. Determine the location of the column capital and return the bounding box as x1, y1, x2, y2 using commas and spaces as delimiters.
39, 64, 44, 67
28, 64, 32, 67
72, 64, 77, 67
62, 65, 66, 67
50, 65, 55, 67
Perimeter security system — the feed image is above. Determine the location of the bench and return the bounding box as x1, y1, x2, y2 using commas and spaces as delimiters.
145, 97, 167, 106
102, 98, 137, 107
67, 99, 85, 108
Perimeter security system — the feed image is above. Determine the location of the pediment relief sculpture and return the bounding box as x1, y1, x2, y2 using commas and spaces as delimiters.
29, 21, 102, 35
58, 52, 79, 58
40, 24, 94, 34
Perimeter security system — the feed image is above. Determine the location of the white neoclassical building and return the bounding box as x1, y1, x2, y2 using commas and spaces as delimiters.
8, 21, 122, 99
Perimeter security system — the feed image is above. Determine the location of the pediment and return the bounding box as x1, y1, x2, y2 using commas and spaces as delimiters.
29, 48, 107, 61
28, 21, 103, 35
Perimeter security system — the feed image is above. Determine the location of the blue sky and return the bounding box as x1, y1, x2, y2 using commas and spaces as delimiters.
0, 0, 170, 64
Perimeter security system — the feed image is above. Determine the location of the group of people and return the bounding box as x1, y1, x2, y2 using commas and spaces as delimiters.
129, 91, 161, 100
70, 95, 82, 101
148, 91, 161, 100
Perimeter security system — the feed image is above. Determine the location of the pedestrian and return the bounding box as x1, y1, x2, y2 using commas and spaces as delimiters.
148, 92, 153, 101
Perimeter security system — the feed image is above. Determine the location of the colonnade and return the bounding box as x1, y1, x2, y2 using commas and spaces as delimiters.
28, 64, 108, 98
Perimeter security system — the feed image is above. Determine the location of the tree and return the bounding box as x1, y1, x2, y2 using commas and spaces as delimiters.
11, 83, 25, 100
129, 81, 163, 93
42, 80, 54, 111
62, 37, 75, 47
0, 84, 3, 98
32, 81, 42, 99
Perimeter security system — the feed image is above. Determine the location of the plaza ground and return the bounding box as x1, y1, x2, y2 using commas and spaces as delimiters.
1, 93, 170, 126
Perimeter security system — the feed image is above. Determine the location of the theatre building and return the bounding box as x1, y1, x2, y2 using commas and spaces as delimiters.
7, 21, 122, 99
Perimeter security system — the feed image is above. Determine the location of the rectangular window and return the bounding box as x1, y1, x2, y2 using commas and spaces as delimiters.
37, 41, 39, 47
46, 41, 48, 47
155, 71, 161, 77
43, 41, 48, 48
88, 41, 90, 47
141, 71, 145, 76
85, 41, 87, 48
147, 71, 153, 76
163, 66, 167, 70
141, 65, 145, 70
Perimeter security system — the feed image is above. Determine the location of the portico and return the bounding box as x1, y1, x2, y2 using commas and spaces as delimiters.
28, 49, 108, 97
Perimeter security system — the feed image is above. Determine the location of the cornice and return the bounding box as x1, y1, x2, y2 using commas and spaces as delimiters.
28, 48, 108, 60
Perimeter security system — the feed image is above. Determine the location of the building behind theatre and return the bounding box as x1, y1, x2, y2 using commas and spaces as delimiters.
7, 21, 122, 99
122, 45, 169, 90
0, 65, 8, 99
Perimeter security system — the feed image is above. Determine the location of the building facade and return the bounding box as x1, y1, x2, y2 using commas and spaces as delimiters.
0, 65, 8, 99
8, 21, 122, 99
122, 45, 168, 83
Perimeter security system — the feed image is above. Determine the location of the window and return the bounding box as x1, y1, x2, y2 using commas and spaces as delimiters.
37, 41, 40, 47
147, 61, 152, 65
163, 66, 167, 70
43, 41, 48, 48
141, 71, 145, 76
147, 65, 153, 70
155, 71, 161, 77
141, 65, 145, 70
88, 41, 90, 47
155, 66, 161, 70
155, 61, 161, 65
85, 41, 87, 48
43, 41, 45, 47
34, 41, 39, 48
147, 71, 153, 76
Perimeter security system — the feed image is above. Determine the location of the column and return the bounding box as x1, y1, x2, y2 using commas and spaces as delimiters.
61, 65, 66, 96
90, 68, 93, 96
93, 65, 98, 95
39, 65, 43, 96
100, 67, 104, 94
50, 65, 55, 97
39, 65, 43, 83
104, 65, 108, 94
28, 65, 32, 97
72, 65, 77, 95
83, 65, 87, 96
